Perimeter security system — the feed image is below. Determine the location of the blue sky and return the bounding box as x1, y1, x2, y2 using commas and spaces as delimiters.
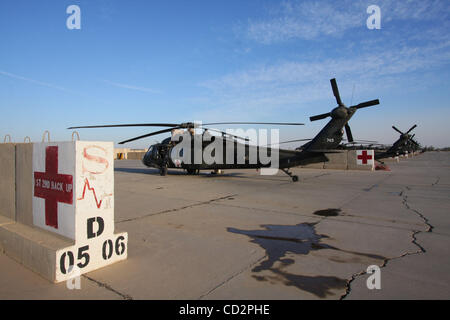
1, 0, 449, 148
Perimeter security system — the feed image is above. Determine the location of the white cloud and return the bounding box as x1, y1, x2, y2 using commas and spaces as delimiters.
203, 0, 450, 113
247, 2, 361, 43
244, 0, 450, 44
102, 80, 161, 94
0, 70, 76, 94
198, 40, 450, 112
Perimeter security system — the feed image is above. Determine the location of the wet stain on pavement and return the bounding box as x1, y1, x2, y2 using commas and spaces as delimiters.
313, 208, 341, 217
227, 219, 385, 298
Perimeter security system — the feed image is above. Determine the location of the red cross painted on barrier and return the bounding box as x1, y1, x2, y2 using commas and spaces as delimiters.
357, 150, 373, 164
34, 146, 73, 229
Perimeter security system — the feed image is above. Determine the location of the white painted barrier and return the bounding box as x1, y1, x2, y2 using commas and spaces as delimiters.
347, 150, 375, 171
32, 141, 127, 282
0, 141, 127, 283
356, 150, 374, 167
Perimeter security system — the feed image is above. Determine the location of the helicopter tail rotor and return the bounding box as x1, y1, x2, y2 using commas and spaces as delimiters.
344, 124, 354, 143
309, 78, 380, 143
330, 78, 343, 106
309, 112, 332, 122
392, 125, 404, 135
406, 124, 417, 134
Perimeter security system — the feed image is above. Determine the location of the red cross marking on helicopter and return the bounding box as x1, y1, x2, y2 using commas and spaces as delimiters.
34, 146, 73, 229
357, 150, 373, 164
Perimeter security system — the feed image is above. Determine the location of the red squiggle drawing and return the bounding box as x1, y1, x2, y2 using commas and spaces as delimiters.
77, 178, 112, 209
82, 145, 109, 174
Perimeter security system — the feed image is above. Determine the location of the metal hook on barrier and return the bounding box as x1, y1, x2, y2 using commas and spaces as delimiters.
24, 136, 31, 143
3, 134, 12, 143
72, 131, 80, 141
42, 130, 50, 142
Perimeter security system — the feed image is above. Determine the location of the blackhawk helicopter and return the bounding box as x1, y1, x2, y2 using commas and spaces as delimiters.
374, 125, 420, 160
69, 78, 380, 182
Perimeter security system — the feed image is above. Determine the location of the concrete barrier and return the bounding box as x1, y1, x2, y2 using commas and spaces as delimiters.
0, 221, 73, 281
324, 151, 348, 170
382, 156, 400, 162
114, 148, 146, 160
347, 150, 375, 171
299, 150, 376, 171
15, 143, 33, 226
0, 141, 128, 283
300, 162, 325, 169
127, 151, 146, 160
0, 144, 15, 220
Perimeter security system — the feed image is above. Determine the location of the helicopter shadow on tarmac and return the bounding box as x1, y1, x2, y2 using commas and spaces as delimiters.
114, 167, 186, 175
227, 212, 386, 298
114, 167, 289, 182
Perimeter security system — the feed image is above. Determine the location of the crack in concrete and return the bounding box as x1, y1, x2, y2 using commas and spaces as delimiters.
315, 176, 393, 232
301, 173, 331, 181
340, 269, 367, 299
82, 275, 133, 300
116, 194, 238, 224
402, 191, 434, 234
114, 171, 330, 298
197, 254, 267, 300
119, 172, 331, 224
338, 174, 393, 210
432, 176, 440, 186
341, 185, 434, 299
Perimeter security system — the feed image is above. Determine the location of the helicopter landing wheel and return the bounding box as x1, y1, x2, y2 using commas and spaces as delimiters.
281, 168, 298, 182
160, 166, 168, 176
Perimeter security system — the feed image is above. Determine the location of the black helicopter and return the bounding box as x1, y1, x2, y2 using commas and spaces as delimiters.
375, 125, 420, 160
69, 78, 380, 182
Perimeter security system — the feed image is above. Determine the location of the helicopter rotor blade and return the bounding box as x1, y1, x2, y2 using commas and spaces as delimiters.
68, 123, 180, 129
202, 122, 304, 126
201, 127, 249, 142
265, 138, 313, 146
408, 134, 420, 146
406, 124, 417, 134
70, 121, 306, 131
392, 126, 404, 135
344, 124, 354, 143
118, 127, 179, 144
343, 139, 378, 143
309, 112, 331, 122
330, 78, 343, 106
350, 99, 380, 110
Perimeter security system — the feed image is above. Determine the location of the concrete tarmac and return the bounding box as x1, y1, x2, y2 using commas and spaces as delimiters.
1, 151, 449, 299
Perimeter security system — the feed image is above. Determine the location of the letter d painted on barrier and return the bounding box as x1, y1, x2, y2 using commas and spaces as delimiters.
87, 217, 105, 239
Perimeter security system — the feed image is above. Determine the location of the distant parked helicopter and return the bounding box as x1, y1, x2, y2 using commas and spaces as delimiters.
375, 125, 419, 160
69, 78, 380, 182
